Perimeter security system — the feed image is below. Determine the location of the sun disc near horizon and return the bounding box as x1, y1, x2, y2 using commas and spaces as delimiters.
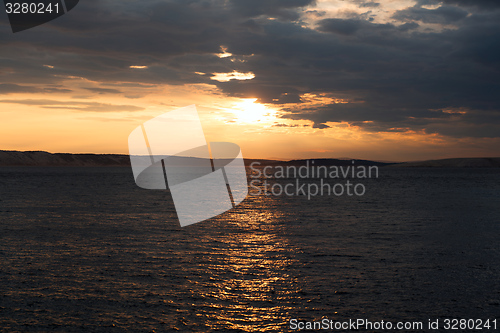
233, 98, 275, 123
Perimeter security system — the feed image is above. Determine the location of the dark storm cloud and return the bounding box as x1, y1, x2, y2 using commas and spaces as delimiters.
317, 18, 364, 35
392, 5, 468, 24
0, 0, 499, 138
441, 0, 500, 9
230, 0, 315, 19
317, 18, 401, 35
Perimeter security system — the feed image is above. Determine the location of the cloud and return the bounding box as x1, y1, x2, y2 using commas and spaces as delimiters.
0, 99, 144, 112
43, 87, 73, 93
392, 5, 469, 24
210, 71, 255, 82
441, 0, 500, 10
359, 2, 380, 8
0, 84, 41, 94
230, 0, 316, 19
312, 123, 331, 129
0, 84, 71, 95
317, 18, 399, 35
0, 0, 499, 138
317, 18, 363, 35
84, 87, 123, 94
343, 0, 380, 8
272, 123, 304, 127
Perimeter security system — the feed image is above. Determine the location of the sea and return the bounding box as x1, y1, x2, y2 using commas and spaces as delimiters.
0, 166, 499, 332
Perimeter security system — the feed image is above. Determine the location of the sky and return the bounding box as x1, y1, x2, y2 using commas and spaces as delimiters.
0, 0, 499, 161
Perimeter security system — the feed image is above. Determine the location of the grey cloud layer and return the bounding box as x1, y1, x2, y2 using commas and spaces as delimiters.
0, 99, 144, 112
0, 0, 499, 137
392, 5, 468, 24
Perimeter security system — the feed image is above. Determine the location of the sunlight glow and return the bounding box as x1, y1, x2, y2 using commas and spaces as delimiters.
232, 98, 275, 123
215, 46, 232, 58
210, 71, 255, 82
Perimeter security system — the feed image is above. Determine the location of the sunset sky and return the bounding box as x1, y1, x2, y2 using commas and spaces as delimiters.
0, 0, 499, 161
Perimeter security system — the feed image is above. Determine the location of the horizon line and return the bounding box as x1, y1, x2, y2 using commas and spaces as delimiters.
2, 149, 500, 164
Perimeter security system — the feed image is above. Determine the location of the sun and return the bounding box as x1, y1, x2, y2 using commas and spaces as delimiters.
233, 98, 274, 123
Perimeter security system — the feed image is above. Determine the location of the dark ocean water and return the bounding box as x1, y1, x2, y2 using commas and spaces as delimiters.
0, 167, 499, 332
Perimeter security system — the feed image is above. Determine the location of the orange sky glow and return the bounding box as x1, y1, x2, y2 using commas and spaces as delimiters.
1, 0, 499, 161
1, 77, 498, 162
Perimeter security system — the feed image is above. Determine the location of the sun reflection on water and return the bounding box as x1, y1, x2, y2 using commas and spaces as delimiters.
183, 196, 302, 332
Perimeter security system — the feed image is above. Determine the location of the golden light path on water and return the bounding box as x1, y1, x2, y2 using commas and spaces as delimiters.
187, 193, 302, 332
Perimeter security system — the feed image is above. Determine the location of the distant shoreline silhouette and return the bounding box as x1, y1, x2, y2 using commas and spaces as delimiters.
0, 150, 499, 168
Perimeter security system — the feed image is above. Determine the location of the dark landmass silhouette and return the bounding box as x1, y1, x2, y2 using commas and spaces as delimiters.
0, 150, 130, 167
261, 158, 390, 167
390, 157, 500, 168
0, 150, 498, 167
0, 150, 280, 167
